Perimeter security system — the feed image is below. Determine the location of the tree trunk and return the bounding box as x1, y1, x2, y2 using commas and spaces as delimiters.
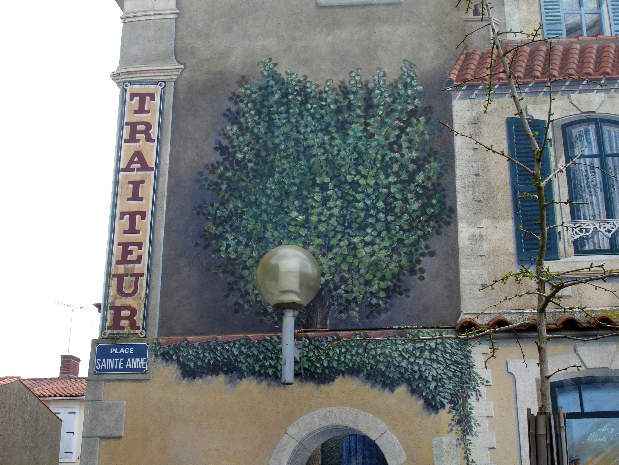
299, 289, 330, 329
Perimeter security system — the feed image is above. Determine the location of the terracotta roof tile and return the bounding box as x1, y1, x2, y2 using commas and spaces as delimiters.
455, 313, 618, 332
0, 377, 19, 386
21, 377, 86, 398
446, 37, 619, 87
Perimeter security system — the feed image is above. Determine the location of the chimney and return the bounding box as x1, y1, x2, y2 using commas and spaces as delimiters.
59, 354, 80, 377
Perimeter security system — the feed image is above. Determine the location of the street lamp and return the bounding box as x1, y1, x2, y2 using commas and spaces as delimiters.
256, 245, 321, 384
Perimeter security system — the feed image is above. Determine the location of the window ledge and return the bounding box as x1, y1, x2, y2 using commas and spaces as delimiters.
546, 255, 619, 276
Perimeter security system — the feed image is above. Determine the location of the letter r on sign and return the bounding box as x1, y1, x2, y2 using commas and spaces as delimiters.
109, 305, 140, 330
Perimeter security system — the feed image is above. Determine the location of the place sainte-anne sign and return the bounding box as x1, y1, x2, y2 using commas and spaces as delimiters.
95, 343, 148, 374
101, 82, 165, 338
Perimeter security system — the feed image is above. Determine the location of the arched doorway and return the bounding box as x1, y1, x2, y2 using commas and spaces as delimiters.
268, 407, 406, 465
306, 433, 388, 465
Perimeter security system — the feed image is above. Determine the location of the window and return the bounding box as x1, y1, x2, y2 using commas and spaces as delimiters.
507, 117, 619, 262
52, 406, 79, 462
552, 377, 619, 465
564, 0, 605, 36
563, 119, 619, 254
540, 0, 619, 37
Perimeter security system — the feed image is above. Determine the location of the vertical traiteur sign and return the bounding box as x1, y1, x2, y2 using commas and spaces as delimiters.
101, 82, 165, 337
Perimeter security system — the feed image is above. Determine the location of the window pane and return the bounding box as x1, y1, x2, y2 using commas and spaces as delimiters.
606, 157, 619, 220
602, 123, 619, 154
583, 0, 600, 10
566, 418, 619, 465
569, 159, 606, 220
563, 0, 580, 10
582, 382, 619, 412
584, 13, 602, 35
565, 14, 584, 36
570, 159, 610, 251
568, 123, 599, 157
555, 384, 582, 413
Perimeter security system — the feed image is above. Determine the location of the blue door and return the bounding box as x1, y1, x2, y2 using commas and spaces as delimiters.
342, 434, 387, 465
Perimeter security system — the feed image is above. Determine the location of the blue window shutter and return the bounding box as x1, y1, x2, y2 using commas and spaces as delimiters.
507, 118, 560, 263
540, 0, 565, 38
609, 0, 619, 35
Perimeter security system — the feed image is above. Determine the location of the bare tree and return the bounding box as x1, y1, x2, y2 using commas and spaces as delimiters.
446, 1, 619, 463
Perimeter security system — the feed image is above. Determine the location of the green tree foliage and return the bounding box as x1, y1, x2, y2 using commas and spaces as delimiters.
199, 58, 450, 325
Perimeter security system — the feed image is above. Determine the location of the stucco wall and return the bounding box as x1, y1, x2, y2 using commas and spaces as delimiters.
452, 90, 619, 316
0, 381, 61, 465
98, 361, 452, 465
94, 338, 619, 465
157, 0, 469, 335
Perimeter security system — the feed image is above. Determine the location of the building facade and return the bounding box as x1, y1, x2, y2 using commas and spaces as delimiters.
84, 1, 619, 464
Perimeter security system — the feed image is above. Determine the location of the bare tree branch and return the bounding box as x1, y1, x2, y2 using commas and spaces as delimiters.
548, 332, 619, 341
546, 364, 582, 379
440, 121, 534, 174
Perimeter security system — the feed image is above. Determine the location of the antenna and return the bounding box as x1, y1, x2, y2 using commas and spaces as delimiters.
56, 301, 92, 354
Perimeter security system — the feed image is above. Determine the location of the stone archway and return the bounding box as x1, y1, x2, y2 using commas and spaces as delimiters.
268, 407, 406, 465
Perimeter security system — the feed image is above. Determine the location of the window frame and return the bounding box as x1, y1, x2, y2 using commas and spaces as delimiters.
551, 375, 619, 464
551, 375, 619, 420
561, 118, 619, 255
562, 0, 608, 36
540, 0, 616, 38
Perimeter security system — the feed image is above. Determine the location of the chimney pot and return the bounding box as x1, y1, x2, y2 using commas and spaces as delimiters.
60, 354, 80, 377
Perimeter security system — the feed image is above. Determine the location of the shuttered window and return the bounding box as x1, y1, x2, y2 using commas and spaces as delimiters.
52, 407, 79, 462
611, 0, 619, 34
541, 0, 619, 37
507, 117, 560, 263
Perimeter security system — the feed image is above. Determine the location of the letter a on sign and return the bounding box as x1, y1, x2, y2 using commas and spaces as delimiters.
101, 82, 165, 338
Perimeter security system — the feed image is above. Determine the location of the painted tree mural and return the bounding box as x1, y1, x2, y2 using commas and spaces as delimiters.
198, 58, 450, 327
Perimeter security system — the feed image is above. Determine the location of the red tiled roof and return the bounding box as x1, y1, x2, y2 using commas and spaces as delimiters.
0, 377, 19, 386
446, 36, 619, 87
455, 314, 617, 332
21, 377, 87, 398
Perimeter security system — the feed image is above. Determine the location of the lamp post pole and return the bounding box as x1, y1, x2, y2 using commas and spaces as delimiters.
256, 245, 321, 385
280, 308, 298, 385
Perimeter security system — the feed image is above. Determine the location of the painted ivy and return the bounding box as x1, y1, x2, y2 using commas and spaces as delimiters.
198, 59, 451, 325
153, 332, 481, 464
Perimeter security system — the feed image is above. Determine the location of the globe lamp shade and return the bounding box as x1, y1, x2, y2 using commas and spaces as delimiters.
256, 245, 321, 308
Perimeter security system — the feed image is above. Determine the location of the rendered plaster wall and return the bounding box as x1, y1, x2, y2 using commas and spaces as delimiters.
98, 361, 452, 465
0, 381, 61, 465
517, 0, 543, 35
158, 0, 468, 335
452, 91, 619, 317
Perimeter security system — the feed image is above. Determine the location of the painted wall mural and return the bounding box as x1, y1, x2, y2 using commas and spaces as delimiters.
153, 330, 481, 463
197, 59, 451, 328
